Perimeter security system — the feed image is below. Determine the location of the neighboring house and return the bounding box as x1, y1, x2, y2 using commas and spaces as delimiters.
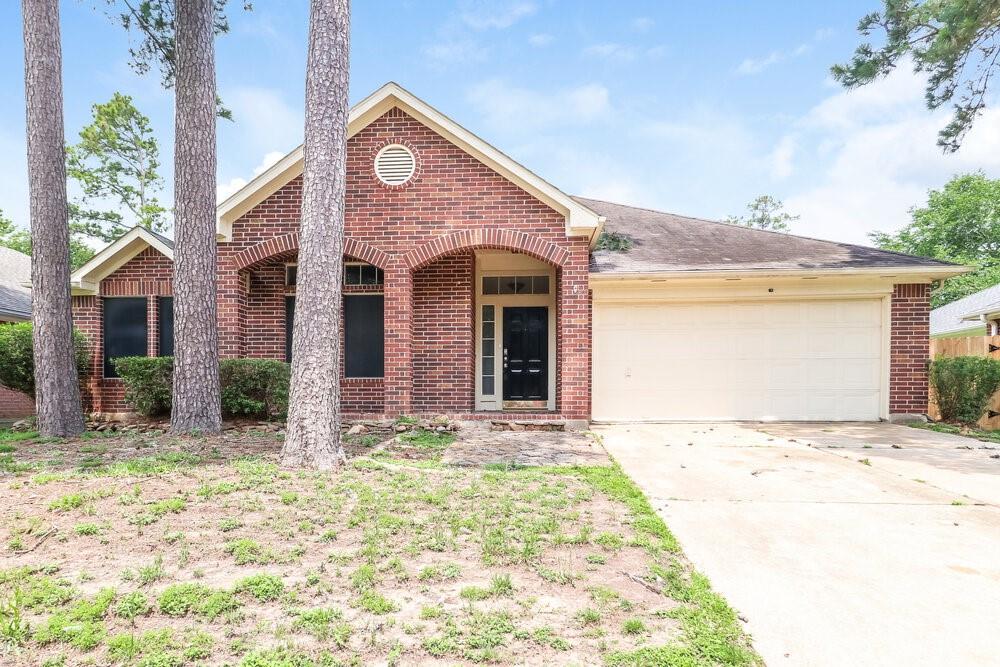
0, 246, 35, 419
68, 83, 965, 422
930, 284, 1000, 338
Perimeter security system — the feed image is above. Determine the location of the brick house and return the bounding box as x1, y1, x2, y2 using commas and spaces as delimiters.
68, 83, 965, 423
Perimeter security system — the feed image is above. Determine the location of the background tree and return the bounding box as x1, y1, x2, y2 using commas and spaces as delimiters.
833, 0, 1000, 151
0, 209, 95, 269
67, 92, 168, 243
872, 172, 1000, 306
169, 0, 222, 434
283, 0, 350, 469
726, 195, 798, 232
22, 0, 86, 437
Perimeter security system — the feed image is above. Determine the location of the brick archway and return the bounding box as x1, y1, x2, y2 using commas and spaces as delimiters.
231, 232, 392, 270
402, 229, 569, 270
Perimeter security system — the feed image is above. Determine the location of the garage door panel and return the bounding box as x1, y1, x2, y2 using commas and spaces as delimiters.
593, 298, 884, 422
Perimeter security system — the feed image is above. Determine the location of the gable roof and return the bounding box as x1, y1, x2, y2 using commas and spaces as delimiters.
931, 283, 1000, 336
216, 82, 604, 242
69, 226, 173, 295
0, 246, 32, 320
580, 197, 967, 280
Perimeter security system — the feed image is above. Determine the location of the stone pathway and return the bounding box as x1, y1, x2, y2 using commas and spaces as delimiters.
442, 424, 610, 467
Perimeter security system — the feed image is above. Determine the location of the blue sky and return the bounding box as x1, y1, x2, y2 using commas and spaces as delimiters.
2, 0, 1000, 245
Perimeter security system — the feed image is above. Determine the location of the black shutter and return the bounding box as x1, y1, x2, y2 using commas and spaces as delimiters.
345, 295, 384, 378
285, 296, 295, 363
103, 297, 148, 377
158, 297, 174, 357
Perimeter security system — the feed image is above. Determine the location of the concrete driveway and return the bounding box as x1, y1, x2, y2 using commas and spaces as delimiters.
596, 422, 1000, 667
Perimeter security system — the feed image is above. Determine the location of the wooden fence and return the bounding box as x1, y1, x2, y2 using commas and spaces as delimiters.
928, 335, 1000, 429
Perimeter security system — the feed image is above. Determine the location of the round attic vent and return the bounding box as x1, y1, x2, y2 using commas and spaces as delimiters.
374, 144, 416, 186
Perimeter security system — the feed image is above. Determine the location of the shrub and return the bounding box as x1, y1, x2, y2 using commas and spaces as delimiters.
0, 323, 90, 397
113, 356, 291, 419
930, 356, 1000, 424
113, 356, 173, 416
219, 359, 290, 418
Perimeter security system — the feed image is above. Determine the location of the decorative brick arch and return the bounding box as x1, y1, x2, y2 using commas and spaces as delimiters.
402, 229, 569, 270
232, 232, 391, 270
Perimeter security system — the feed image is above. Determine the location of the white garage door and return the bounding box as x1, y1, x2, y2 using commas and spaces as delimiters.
593, 299, 884, 421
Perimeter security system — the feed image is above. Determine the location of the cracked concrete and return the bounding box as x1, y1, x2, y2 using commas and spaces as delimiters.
597, 421, 1000, 667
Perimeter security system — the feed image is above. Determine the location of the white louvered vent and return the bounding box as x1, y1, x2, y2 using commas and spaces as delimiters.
374, 144, 416, 186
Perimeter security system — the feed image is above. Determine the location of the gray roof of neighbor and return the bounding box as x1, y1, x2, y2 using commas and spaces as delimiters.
578, 197, 960, 275
0, 246, 32, 319
930, 284, 1000, 336
146, 228, 174, 250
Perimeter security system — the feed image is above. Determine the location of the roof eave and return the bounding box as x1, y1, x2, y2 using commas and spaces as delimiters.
589, 264, 972, 283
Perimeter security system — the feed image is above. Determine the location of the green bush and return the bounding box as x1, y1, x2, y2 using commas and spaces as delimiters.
219, 359, 290, 418
0, 322, 90, 397
113, 356, 173, 417
930, 356, 1000, 424
112, 356, 290, 419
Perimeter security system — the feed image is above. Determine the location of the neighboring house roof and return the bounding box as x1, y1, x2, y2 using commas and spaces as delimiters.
216, 82, 604, 243
69, 226, 173, 295
930, 283, 1000, 336
0, 246, 31, 320
580, 197, 967, 280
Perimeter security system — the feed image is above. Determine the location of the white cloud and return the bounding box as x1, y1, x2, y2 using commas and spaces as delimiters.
422, 39, 488, 66
768, 135, 796, 181
583, 42, 638, 62
467, 80, 611, 132
631, 17, 654, 33
735, 28, 831, 75
459, 1, 536, 30
217, 151, 286, 202
225, 87, 302, 156
528, 33, 553, 47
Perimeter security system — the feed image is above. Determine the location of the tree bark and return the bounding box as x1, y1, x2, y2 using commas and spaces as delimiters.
170, 0, 221, 434
22, 0, 85, 438
282, 0, 350, 469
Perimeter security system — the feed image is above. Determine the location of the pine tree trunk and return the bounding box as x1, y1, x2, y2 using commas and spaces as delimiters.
170, 0, 221, 434
282, 0, 350, 469
22, 0, 85, 438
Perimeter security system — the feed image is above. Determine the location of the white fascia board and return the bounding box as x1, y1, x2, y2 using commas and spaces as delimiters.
215, 82, 601, 241
69, 227, 173, 295
589, 264, 971, 286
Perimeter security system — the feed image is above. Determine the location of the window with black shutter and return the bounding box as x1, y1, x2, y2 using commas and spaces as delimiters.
158, 297, 174, 357
345, 295, 384, 377
103, 297, 148, 377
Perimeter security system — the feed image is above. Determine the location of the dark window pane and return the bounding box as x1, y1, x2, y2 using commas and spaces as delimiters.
499, 277, 517, 294
482, 304, 494, 321
286, 265, 297, 286
345, 295, 384, 377
375, 268, 384, 285
285, 296, 295, 363
515, 277, 531, 293
483, 322, 494, 339
344, 265, 360, 285
483, 357, 494, 375
158, 297, 174, 357
360, 264, 377, 285
482, 376, 494, 395
532, 275, 549, 294
483, 277, 499, 295
103, 297, 148, 377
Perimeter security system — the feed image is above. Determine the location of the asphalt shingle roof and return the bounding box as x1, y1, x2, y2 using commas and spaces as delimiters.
930, 284, 1000, 336
0, 246, 31, 319
577, 197, 959, 275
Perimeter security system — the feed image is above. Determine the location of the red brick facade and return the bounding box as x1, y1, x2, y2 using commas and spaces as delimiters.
890, 283, 931, 414
73, 108, 593, 419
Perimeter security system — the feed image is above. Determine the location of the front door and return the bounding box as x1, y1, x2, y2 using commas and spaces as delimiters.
503, 307, 548, 401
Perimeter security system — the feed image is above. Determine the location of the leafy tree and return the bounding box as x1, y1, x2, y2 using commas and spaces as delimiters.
283, 0, 350, 469
67, 93, 168, 243
105, 0, 251, 120
0, 323, 90, 399
0, 209, 95, 270
22, 0, 86, 436
833, 0, 1000, 151
872, 172, 1000, 306
726, 195, 798, 232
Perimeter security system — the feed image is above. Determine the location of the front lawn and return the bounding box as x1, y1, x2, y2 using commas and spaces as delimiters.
0, 428, 759, 666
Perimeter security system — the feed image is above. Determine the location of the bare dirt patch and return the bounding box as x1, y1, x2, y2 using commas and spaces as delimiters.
0, 429, 758, 666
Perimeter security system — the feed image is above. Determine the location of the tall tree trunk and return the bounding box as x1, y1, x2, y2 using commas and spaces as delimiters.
282, 0, 350, 469
170, 0, 221, 434
22, 0, 85, 438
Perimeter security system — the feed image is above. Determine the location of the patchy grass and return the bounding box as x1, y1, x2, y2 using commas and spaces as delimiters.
0, 428, 759, 666
910, 421, 1000, 445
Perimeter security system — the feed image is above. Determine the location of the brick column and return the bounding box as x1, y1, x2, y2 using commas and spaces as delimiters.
556, 238, 592, 420
383, 260, 413, 416
890, 283, 931, 415
217, 248, 248, 359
